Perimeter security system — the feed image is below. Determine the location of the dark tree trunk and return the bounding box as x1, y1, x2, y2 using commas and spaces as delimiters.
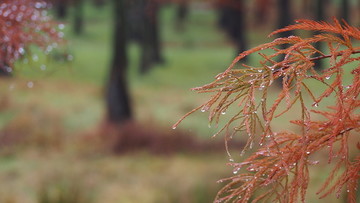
340, 0, 349, 24
106, 0, 132, 123
277, 0, 294, 40
139, 0, 163, 74
175, 0, 189, 31
218, 1, 247, 60
55, 0, 68, 19
149, 2, 163, 64
233, 1, 247, 57
276, 0, 294, 86
93, 0, 107, 7
313, 0, 325, 71
74, 0, 84, 35
302, 0, 311, 15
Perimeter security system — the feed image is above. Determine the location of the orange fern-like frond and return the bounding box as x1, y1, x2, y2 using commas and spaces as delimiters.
174, 18, 360, 202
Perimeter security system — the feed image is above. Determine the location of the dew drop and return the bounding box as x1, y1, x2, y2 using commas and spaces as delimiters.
35, 2, 43, 9
18, 47, 25, 55
27, 81, 34, 88
221, 111, 226, 115
20, 5, 26, 11
58, 23, 65, 30
172, 126, 176, 130
58, 32, 64, 38
5, 66, 12, 73
32, 55, 39, 62
325, 76, 331, 80
67, 55, 74, 61
312, 102, 319, 107
41, 10, 48, 17
310, 160, 319, 165
258, 69, 263, 73
229, 158, 234, 162
306, 151, 310, 155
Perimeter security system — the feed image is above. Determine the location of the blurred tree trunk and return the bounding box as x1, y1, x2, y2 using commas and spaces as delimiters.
340, 0, 349, 24
149, 2, 163, 65
93, 0, 107, 7
302, 0, 311, 15
218, 0, 247, 60
54, 0, 68, 19
106, 0, 132, 123
277, 0, 293, 40
139, 0, 163, 74
74, 0, 84, 35
313, 0, 325, 70
175, 0, 189, 31
234, 1, 247, 57
276, 0, 293, 86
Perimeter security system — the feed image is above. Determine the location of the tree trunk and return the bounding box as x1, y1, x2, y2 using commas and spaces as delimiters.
175, 0, 189, 31
340, 0, 349, 24
93, 0, 107, 7
313, 0, 325, 71
106, 0, 132, 123
217, 1, 247, 60
74, 0, 84, 35
55, 0, 68, 19
149, 2, 163, 64
277, 0, 294, 39
233, 1, 247, 58
302, 0, 311, 15
276, 0, 293, 86
139, 0, 152, 74
139, 0, 163, 74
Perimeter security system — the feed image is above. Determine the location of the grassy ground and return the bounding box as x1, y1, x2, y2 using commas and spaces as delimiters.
0, 2, 357, 203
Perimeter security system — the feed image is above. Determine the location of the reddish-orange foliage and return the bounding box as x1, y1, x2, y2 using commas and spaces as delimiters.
0, 0, 62, 71
174, 18, 360, 202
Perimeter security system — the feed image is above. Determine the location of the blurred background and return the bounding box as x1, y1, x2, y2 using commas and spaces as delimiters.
0, 0, 359, 202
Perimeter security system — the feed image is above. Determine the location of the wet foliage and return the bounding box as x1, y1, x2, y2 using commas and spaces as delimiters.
174, 18, 360, 202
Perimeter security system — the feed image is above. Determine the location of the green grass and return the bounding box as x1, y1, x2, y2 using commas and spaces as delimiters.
0, 3, 238, 203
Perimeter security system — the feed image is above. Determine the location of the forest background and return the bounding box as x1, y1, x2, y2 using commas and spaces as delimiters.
0, 0, 358, 202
